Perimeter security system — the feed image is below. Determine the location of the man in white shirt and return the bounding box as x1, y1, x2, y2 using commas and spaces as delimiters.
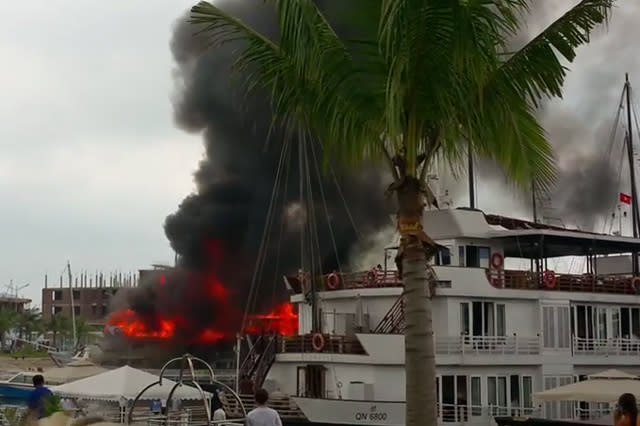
245, 389, 282, 426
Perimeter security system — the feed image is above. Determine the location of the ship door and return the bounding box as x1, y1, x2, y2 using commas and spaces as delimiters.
297, 365, 326, 398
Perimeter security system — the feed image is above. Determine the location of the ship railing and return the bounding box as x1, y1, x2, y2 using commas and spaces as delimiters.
222, 393, 305, 419
435, 334, 541, 355
574, 405, 613, 420
573, 336, 640, 355
438, 403, 538, 423
489, 270, 635, 294
373, 294, 405, 334
315, 270, 452, 291
278, 334, 367, 355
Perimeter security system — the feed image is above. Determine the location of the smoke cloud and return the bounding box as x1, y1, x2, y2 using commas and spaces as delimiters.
470, 1, 639, 228
162, 1, 391, 306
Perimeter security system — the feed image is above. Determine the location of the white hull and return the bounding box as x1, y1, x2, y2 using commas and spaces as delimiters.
292, 398, 405, 426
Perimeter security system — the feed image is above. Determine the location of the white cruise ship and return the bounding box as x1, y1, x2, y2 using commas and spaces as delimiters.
223, 207, 640, 426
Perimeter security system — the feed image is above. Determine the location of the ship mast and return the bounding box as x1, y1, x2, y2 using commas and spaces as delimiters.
468, 142, 475, 209
299, 138, 318, 332
624, 73, 640, 275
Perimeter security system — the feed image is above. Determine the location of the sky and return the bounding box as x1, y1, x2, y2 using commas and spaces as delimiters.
1, 1, 640, 308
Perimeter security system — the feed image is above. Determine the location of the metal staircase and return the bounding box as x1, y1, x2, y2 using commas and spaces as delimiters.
240, 335, 277, 388
374, 294, 406, 334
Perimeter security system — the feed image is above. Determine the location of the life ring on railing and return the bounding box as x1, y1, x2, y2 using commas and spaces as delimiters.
326, 273, 340, 290
366, 270, 377, 286
631, 277, 640, 294
490, 253, 504, 270
543, 270, 557, 289
311, 333, 325, 352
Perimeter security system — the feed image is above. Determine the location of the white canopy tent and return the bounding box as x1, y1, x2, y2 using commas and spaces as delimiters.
534, 369, 640, 403
50, 365, 211, 402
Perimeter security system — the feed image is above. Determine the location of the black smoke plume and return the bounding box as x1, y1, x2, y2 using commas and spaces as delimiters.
472, 2, 636, 227
162, 1, 390, 306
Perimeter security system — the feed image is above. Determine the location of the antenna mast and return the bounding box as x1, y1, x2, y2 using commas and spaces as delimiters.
624, 74, 640, 275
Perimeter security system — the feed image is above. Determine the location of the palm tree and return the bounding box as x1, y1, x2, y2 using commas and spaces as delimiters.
189, 1, 614, 424
47, 314, 70, 348
16, 308, 41, 341
0, 309, 18, 351
73, 317, 91, 350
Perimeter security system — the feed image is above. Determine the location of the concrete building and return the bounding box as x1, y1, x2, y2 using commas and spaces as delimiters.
41, 271, 138, 324
0, 293, 31, 313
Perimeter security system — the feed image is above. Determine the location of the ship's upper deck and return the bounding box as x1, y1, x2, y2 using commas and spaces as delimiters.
284, 208, 640, 296
425, 208, 640, 257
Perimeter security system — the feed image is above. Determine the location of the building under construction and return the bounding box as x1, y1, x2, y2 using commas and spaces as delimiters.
41, 270, 138, 324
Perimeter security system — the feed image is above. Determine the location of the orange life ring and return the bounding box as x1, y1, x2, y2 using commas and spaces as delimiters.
326, 273, 340, 290
490, 253, 504, 270
632, 277, 640, 294
311, 333, 325, 352
543, 270, 557, 289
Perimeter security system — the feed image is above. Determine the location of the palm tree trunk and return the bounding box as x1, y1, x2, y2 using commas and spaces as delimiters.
395, 176, 437, 426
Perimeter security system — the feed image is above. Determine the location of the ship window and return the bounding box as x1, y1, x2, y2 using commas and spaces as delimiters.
611, 308, 621, 339
436, 247, 451, 266
441, 376, 455, 422
496, 304, 506, 336
464, 246, 490, 268
543, 377, 558, 419
467, 301, 504, 337
460, 303, 470, 335
522, 376, 533, 410
510, 375, 520, 414
470, 376, 481, 416
557, 307, 570, 348
478, 247, 490, 268
456, 376, 468, 422
558, 377, 573, 418
488, 376, 507, 416
543, 306, 555, 348
620, 307, 640, 338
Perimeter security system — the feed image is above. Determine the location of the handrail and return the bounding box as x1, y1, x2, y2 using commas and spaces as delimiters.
278, 334, 367, 354
251, 337, 276, 387
489, 270, 636, 294
374, 294, 405, 334
573, 336, 640, 355
435, 334, 541, 355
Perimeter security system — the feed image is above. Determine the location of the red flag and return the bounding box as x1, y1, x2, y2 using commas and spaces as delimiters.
621, 192, 632, 205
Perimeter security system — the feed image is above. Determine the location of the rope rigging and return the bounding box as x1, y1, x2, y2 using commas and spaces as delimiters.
240, 128, 363, 333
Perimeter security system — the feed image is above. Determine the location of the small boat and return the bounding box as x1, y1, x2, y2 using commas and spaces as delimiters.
0, 371, 63, 405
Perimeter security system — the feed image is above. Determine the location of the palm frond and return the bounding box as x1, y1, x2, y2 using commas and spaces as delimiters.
497, 0, 614, 106
191, 1, 386, 167
467, 82, 556, 192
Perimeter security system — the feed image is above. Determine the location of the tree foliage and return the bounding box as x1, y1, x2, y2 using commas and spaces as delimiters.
190, 0, 613, 191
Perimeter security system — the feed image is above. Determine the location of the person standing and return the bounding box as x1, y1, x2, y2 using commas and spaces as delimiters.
245, 389, 282, 426
615, 393, 640, 426
27, 374, 53, 419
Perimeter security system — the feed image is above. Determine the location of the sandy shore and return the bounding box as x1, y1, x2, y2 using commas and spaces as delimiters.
0, 357, 57, 377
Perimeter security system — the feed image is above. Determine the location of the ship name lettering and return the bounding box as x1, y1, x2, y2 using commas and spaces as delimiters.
355, 412, 387, 421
